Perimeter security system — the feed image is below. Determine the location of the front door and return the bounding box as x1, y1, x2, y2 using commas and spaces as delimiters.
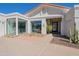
52, 22, 58, 33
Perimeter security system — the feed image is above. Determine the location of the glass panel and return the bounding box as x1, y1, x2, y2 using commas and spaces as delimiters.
52, 23, 58, 31
18, 18, 26, 34
6, 18, 16, 35
31, 21, 41, 33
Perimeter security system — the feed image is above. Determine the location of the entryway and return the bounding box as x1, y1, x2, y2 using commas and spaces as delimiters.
46, 18, 62, 34
52, 22, 58, 34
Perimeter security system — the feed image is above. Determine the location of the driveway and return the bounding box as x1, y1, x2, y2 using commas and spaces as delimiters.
0, 34, 79, 56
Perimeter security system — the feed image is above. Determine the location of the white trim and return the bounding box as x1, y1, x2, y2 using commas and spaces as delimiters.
42, 18, 47, 34
4, 17, 7, 35
0, 12, 28, 19
29, 14, 63, 19
27, 20, 31, 34
16, 16, 18, 35
25, 20, 28, 33
61, 15, 65, 35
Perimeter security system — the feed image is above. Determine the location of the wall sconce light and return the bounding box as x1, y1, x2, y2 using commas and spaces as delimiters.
0, 21, 4, 24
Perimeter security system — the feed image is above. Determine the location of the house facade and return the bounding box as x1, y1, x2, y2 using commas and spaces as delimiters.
0, 3, 78, 37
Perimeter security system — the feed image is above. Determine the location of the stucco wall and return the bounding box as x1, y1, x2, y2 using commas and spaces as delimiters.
0, 15, 5, 36
64, 9, 74, 37
47, 6, 64, 15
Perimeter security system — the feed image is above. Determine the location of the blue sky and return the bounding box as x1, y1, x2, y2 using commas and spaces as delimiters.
0, 3, 78, 14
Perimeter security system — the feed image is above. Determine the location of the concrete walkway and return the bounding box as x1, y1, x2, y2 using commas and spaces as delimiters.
0, 34, 79, 56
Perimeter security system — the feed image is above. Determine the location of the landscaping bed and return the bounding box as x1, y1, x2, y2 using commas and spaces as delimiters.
50, 37, 79, 49
0, 33, 53, 41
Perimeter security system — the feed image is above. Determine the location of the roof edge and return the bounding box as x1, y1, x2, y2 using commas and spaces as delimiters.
25, 3, 71, 17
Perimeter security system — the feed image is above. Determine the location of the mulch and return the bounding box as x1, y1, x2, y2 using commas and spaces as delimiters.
50, 37, 79, 49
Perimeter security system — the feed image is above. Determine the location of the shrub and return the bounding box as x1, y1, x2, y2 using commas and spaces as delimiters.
47, 25, 52, 33
69, 23, 79, 44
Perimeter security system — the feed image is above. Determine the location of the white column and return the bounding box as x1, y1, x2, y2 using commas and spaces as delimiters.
61, 16, 65, 35
16, 16, 18, 35
26, 20, 27, 33
42, 18, 47, 35
40, 8, 42, 16
4, 18, 7, 35
27, 20, 31, 34
41, 7, 47, 35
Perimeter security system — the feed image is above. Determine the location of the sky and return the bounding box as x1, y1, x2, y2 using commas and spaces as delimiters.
0, 3, 78, 14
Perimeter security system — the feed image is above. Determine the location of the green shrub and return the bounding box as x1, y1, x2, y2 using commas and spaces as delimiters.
47, 25, 52, 33
69, 23, 79, 44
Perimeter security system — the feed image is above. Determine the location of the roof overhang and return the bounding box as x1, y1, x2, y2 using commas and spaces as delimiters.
29, 14, 63, 19
25, 3, 70, 17
0, 12, 28, 19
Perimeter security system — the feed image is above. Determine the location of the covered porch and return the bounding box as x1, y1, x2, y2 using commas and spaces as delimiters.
29, 15, 64, 35
46, 17, 62, 34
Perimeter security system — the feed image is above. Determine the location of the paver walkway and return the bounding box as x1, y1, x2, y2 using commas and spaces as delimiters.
0, 33, 79, 56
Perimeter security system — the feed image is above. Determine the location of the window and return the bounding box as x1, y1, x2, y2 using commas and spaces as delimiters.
6, 18, 16, 35
31, 21, 41, 33
18, 18, 26, 34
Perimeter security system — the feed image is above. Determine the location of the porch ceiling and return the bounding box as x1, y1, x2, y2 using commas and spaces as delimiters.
47, 17, 62, 22
29, 14, 63, 19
